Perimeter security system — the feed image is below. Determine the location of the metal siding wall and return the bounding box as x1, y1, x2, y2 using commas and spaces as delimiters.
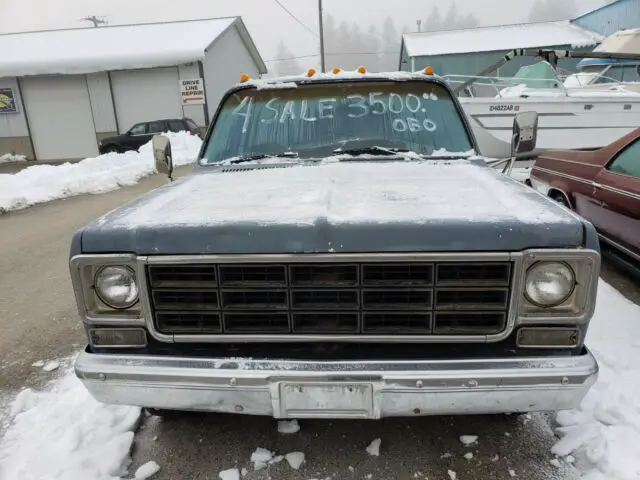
86, 72, 117, 133
178, 63, 206, 127
203, 26, 260, 121
110, 67, 183, 134
573, 0, 640, 36
0, 77, 29, 138
412, 46, 589, 81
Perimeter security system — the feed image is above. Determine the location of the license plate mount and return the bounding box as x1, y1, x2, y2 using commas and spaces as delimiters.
279, 382, 374, 419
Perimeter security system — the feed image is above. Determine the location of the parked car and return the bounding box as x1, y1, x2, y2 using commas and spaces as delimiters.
98, 117, 202, 154
529, 127, 640, 273
70, 69, 600, 421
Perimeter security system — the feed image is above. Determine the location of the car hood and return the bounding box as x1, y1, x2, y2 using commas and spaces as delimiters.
79, 160, 585, 255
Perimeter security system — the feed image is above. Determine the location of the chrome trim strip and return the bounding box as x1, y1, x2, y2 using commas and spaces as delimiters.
597, 182, 640, 202
532, 165, 640, 202
598, 233, 640, 262
74, 348, 599, 418
531, 166, 594, 187
539, 157, 603, 168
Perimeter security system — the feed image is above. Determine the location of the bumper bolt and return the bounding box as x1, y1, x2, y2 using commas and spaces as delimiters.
234, 405, 244, 412
468, 380, 478, 388
416, 380, 424, 388
98, 373, 106, 381
561, 377, 569, 385
230, 378, 237, 386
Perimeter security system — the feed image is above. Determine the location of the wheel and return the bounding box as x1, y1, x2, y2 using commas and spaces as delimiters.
550, 192, 570, 208
102, 144, 121, 154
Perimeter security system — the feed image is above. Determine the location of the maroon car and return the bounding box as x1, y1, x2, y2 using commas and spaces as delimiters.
529, 128, 640, 271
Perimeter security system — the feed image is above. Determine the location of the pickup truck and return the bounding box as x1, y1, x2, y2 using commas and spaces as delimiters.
70, 68, 600, 420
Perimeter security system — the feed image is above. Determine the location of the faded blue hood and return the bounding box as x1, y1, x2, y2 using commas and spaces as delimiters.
77, 160, 585, 255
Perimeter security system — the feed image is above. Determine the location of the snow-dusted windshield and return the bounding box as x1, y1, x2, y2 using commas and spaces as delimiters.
200, 81, 474, 164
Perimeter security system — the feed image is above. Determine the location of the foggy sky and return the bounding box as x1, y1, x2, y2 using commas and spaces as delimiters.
0, 0, 609, 72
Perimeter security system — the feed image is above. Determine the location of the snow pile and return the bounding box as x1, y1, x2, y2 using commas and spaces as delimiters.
0, 153, 27, 164
0, 363, 142, 480
552, 281, 640, 480
0, 131, 201, 214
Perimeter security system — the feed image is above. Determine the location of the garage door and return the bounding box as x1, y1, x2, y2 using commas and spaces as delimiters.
21, 75, 98, 161
110, 67, 183, 134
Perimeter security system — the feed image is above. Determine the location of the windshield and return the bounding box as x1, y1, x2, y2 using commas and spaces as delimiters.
200, 81, 474, 164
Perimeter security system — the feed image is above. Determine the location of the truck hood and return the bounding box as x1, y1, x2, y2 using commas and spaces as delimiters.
79, 160, 585, 254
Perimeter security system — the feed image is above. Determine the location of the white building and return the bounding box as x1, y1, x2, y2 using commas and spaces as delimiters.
0, 17, 267, 161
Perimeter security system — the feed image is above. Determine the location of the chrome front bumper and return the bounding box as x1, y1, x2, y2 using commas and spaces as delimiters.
75, 348, 598, 419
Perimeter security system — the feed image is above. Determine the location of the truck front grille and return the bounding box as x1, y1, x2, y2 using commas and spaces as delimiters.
147, 261, 513, 337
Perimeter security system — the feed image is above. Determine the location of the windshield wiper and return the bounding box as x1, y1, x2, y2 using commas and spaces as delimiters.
224, 152, 299, 165
332, 146, 411, 157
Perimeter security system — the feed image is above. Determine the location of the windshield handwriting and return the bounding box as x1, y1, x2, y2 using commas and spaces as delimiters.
231, 91, 440, 134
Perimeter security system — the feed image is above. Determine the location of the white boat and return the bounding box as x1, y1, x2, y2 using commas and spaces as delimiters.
445, 28, 640, 158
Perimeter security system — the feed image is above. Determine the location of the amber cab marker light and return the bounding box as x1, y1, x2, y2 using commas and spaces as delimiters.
423, 66, 434, 75
357, 66, 367, 74
307, 68, 317, 77
332, 67, 342, 74
239, 73, 250, 83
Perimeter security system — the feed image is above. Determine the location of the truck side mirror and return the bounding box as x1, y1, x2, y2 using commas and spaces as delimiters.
152, 135, 174, 182
511, 111, 538, 157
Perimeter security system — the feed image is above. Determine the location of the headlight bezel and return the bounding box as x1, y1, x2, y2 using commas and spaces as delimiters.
516, 249, 600, 324
70, 253, 145, 325
94, 265, 139, 310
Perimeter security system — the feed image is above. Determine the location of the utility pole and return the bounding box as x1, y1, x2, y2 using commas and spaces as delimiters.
318, 0, 326, 72
416, 20, 422, 32
83, 15, 107, 27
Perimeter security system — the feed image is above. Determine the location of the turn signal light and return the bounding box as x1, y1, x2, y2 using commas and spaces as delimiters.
89, 328, 147, 348
357, 66, 367, 74
516, 327, 579, 348
332, 67, 342, 74
239, 73, 250, 82
423, 66, 434, 75
307, 68, 317, 77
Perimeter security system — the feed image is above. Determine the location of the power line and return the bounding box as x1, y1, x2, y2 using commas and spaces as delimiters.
273, 0, 320, 38
264, 53, 320, 63
264, 50, 400, 63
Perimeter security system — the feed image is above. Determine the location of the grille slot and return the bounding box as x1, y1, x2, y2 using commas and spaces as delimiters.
147, 260, 513, 336
152, 289, 218, 311
435, 288, 509, 311
223, 313, 289, 333
362, 264, 433, 286
434, 312, 507, 335
436, 263, 511, 286
156, 312, 221, 334
363, 312, 432, 334
362, 289, 432, 309
291, 290, 358, 309
221, 290, 288, 310
219, 265, 286, 286
149, 265, 216, 288
292, 313, 359, 333
290, 264, 358, 287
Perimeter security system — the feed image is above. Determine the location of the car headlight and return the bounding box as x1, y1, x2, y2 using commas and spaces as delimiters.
524, 261, 576, 307
94, 265, 139, 309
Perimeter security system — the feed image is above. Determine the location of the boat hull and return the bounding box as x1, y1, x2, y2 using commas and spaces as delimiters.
460, 96, 640, 157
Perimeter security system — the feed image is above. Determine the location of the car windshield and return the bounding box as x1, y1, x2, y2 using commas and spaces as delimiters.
200, 80, 474, 164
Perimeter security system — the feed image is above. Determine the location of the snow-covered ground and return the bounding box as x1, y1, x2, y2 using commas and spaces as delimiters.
0, 279, 638, 480
0, 131, 202, 214
0, 153, 27, 164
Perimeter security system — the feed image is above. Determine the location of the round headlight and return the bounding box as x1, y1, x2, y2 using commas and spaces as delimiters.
524, 261, 576, 307
95, 266, 138, 309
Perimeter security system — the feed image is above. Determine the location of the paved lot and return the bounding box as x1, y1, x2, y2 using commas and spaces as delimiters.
0, 170, 637, 480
